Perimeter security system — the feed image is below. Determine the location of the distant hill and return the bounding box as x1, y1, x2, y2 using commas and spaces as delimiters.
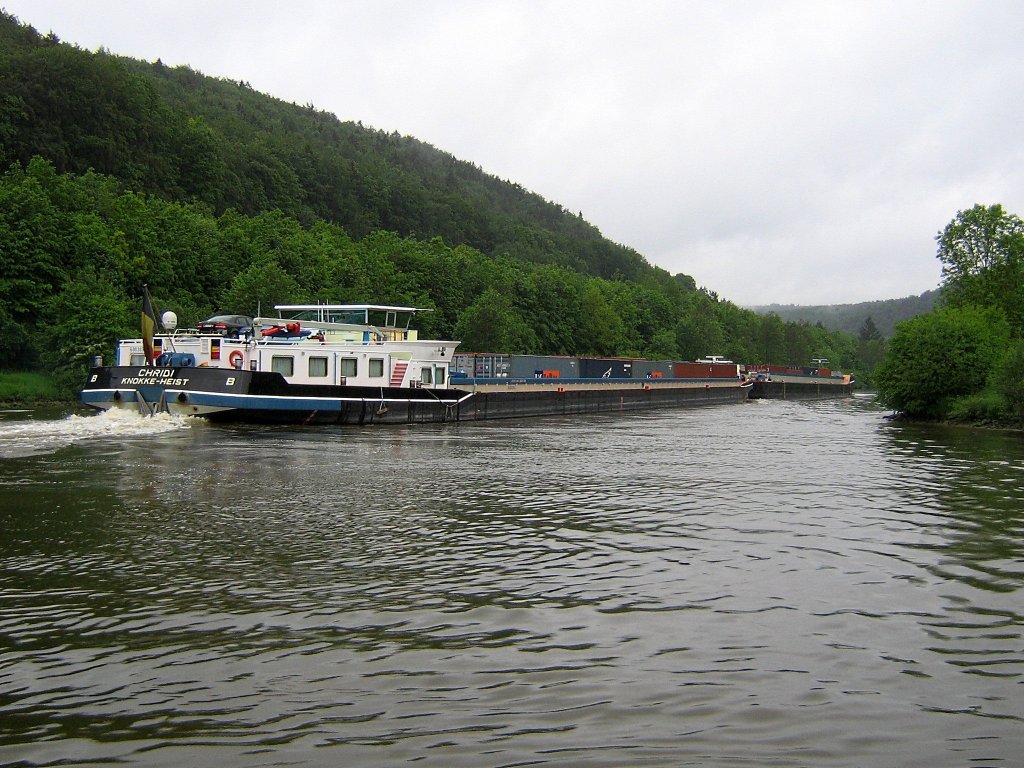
749, 290, 940, 337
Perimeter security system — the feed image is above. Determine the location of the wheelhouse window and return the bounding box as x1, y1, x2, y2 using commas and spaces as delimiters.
341, 358, 357, 378
271, 356, 294, 377
421, 367, 433, 385
369, 358, 385, 378
434, 366, 446, 385
309, 356, 328, 378
130, 353, 146, 366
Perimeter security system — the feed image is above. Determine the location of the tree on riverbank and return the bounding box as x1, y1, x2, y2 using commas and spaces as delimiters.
877, 205, 1024, 426
937, 204, 1024, 336
875, 305, 1009, 419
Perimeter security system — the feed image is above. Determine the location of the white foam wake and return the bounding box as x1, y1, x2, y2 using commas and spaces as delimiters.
0, 408, 194, 459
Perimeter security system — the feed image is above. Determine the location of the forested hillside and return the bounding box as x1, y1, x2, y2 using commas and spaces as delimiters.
750, 290, 939, 338
0, 11, 866, 395
0, 11, 646, 282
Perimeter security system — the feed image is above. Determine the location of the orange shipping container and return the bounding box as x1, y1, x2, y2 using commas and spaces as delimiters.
673, 362, 739, 379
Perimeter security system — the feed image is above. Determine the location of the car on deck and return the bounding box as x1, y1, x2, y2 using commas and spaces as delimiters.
196, 314, 254, 337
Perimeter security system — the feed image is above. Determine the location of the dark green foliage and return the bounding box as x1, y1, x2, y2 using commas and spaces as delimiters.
0, 159, 67, 318
0, 12, 646, 282
0, 371, 61, 403
454, 288, 538, 353
0, 303, 32, 368
42, 267, 135, 392
946, 391, 1010, 425
873, 205, 1024, 425
875, 306, 1010, 419
675, 295, 726, 361
989, 339, 1024, 425
859, 316, 881, 342
854, 335, 886, 389
936, 204, 1024, 337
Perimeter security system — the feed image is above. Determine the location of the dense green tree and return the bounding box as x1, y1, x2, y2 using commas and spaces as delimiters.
875, 306, 1010, 419
0, 304, 31, 368
854, 336, 885, 386
220, 258, 302, 317
990, 339, 1024, 425
859, 316, 881, 342
757, 312, 786, 365
519, 265, 586, 355
783, 322, 814, 366
454, 288, 537, 353
42, 267, 134, 391
645, 330, 679, 360
0, 160, 67, 317
578, 284, 627, 356
937, 204, 1024, 334
868, 204, 1024, 422
675, 295, 724, 360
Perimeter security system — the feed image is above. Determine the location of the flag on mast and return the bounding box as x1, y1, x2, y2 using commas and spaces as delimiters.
141, 284, 158, 365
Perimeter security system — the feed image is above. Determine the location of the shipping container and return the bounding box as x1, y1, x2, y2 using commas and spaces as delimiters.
632, 360, 674, 379
579, 357, 634, 379
452, 353, 512, 378
673, 361, 741, 379
508, 355, 579, 379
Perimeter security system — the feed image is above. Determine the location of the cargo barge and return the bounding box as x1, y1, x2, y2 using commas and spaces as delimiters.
81, 303, 752, 424
747, 362, 855, 400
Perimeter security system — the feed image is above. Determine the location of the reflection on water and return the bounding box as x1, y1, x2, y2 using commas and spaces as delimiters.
884, 423, 1024, 586
0, 396, 1021, 767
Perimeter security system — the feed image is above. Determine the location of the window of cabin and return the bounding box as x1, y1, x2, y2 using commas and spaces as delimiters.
309, 356, 328, 378
271, 356, 294, 377
369, 358, 385, 378
434, 366, 446, 385
340, 357, 357, 378
130, 353, 146, 366
421, 367, 433, 385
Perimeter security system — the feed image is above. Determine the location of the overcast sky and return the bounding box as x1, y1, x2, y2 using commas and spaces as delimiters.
6, 0, 1023, 306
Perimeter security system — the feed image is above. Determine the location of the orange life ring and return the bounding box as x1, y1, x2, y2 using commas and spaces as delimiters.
228, 350, 244, 368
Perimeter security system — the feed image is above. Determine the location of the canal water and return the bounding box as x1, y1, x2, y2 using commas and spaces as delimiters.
1, 396, 1021, 767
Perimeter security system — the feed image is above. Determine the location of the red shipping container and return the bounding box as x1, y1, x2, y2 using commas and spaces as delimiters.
673, 362, 739, 379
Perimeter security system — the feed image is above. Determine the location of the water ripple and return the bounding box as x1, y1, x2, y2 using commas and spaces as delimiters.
1, 398, 1022, 766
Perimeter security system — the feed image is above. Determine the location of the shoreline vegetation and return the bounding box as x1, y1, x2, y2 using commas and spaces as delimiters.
884, 412, 1024, 433
872, 205, 1024, 430
0, 372, 66, 406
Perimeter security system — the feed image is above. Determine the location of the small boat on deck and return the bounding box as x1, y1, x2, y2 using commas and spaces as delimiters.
81, 303, 752, 424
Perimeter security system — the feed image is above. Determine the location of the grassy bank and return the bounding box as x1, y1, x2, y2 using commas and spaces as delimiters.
0, 371, 69, 405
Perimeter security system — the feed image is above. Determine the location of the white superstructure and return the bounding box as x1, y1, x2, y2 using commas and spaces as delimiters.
113, 304, 458, 390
